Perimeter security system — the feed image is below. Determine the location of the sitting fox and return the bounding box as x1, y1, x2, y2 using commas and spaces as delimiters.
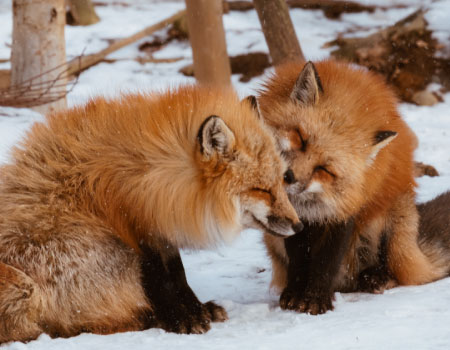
254, 60, 450, 314
0, 85, 302, 343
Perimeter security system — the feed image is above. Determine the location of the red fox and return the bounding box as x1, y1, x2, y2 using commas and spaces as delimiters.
0, 85, 302, 343
254, 60, 449, 314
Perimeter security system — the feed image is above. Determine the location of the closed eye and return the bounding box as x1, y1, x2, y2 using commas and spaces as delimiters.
251, 187, 271, 194
296, 129, 307, 152
251, 187, 275, 201
314, 165, 336, 178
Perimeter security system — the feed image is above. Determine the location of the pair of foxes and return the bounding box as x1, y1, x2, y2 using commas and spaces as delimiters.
1, 59, 449, 343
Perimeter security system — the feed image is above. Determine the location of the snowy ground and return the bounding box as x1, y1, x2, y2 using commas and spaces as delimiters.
1, 0, 450, 349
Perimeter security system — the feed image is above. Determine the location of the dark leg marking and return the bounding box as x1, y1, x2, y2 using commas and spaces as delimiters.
358, 234, 395, 293
140, 244, 227, 334
281, 219, 355, 315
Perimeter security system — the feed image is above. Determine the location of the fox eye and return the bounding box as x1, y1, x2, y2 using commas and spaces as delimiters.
295, 129, 307, 152
286, 128, 307, 152
251, 187, 271, 194
251, 187, 275, 201
314, 165, 336, 178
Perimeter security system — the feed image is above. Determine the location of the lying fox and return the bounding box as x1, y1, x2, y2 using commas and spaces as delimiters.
0, 85, 302, 343
254, 60, 450, 314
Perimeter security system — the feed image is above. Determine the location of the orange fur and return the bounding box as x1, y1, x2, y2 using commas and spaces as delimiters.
258, 60, 445, 291
0, 85, 299, 343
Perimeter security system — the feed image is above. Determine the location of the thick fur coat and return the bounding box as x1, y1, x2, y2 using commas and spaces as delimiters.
0, 85, 301, 342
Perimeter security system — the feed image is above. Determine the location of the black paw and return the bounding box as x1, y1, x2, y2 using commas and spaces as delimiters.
157, 300, 227, 334
280, 288, 334, 315
358, 266, 396, 294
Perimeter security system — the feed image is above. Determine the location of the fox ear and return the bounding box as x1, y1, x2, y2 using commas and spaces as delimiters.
290, 61, 323, 106
368, 130, 397, 163
197, 115, 235, 159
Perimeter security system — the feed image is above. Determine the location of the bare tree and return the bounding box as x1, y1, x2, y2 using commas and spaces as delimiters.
185, 0, 231, 86
253, 0, 305, 65
11, 0, 67, 114
66, 0, 100, 26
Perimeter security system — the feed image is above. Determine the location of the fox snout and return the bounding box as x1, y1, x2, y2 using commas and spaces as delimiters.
283, 169, 296, 185
284, 169, 316, 195
268, 187, 303, 237
266, 215, 303, 237
284, 169, 307, 192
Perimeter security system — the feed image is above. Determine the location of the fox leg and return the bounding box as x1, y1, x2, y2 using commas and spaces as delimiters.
280, 219, 354, 315
357, 235, 398, 293
278, 224, 313, 312
264, 234, 289, 291
387, 191, 444, 285
0, 262, 42, 344
140, 244, 227, 334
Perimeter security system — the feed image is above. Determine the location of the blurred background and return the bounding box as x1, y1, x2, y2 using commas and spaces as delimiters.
0, 0, 448, 113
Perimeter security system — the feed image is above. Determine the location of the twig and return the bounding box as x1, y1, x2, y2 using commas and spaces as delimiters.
0, 56, 80, 108
101, 57, 184, 64
66, 9, 186, 76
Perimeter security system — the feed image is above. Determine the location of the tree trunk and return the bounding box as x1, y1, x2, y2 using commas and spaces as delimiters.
253, 0, 305, 66
185, 0, 231, 86
11, 0, 67, 114
66, 0, 100, 26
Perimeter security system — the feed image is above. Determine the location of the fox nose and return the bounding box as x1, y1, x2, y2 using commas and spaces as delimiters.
283, 169, 297, 185
292, 221, 304, 234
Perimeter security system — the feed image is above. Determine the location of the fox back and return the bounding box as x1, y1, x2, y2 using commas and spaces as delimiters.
0, 86, 299, 252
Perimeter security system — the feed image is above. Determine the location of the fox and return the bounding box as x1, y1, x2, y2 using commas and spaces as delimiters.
252, 59, 450, 315
0, 85, 303, 343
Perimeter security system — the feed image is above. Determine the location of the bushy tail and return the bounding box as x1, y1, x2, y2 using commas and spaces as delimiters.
417, 191, 450, 278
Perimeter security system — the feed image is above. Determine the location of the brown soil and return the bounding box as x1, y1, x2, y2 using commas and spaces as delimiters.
414, 162, 439, 178
225, 0, 396, 19
327, 10, 450, 104
180, 52, 270, 82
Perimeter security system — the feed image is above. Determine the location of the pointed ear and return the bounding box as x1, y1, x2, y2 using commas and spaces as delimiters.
197, 115, 235, 159
242, 95, 262, 119
368, 130, 397, 163
290, 61, 324, 106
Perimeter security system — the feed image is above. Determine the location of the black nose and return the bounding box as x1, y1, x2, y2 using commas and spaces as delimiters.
292, 221, 304, 234
283, 169, 296, 185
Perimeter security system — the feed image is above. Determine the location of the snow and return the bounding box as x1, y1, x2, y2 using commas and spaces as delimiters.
1, 0, 450, 349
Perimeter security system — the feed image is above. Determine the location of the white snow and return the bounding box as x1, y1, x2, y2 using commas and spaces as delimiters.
1, 0, 450, 349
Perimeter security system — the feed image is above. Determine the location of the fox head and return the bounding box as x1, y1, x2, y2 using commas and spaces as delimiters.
256, 60, 415, 222
195, 96, 302, 239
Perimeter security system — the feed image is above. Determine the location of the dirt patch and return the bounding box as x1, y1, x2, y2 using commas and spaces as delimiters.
230, 52, 270, 82
414, 162, 439, 178
180, 52, 270, 82
327, 10, 450, 104
224, 0, 400, 19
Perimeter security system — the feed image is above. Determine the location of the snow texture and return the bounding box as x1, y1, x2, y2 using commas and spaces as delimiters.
1, 0, 450, 349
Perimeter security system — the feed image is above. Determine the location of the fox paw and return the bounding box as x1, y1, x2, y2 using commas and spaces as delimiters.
159, 300, 227, 334
358, 267, 397, 294
204, 301, 228, 323
280, 288, 334, 315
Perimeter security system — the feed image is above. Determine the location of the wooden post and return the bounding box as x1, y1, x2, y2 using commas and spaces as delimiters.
11, 0, 67, 114
185, 0, 231, 86
253, 0, 305, 65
